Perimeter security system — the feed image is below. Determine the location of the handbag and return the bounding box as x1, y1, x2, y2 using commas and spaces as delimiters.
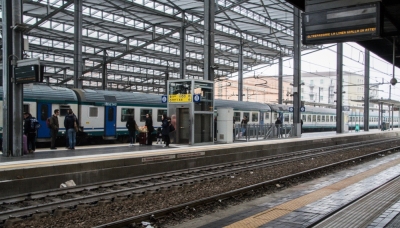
169, 124, 175, 132
73, 118, 79, 132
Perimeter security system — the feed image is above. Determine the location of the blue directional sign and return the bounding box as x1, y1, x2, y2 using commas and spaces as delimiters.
161, 95, 167, 103
300, 107, 306, 112
193, 94, 201, 103
288, 107, 294, 112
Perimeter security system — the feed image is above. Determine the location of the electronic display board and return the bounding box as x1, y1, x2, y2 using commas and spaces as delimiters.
302, 2, 381, 45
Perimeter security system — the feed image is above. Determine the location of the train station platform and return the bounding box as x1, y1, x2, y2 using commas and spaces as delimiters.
0, 129, 399, 197
171, 146, 400, 228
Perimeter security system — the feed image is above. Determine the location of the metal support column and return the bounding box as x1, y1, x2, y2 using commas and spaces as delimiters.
180, 11, 186, 79
238, 39, 243, 101
364, 49, 370, 131
278, 57, 283, 104
378, 103, 381, 130
293, 7, 301, 136
203, 0, 215, 82
391, 104, 394, 130
102, 49, 107, 90
74, 0, 83, 89
12, 0, 24, 156
336, 43, 343, 133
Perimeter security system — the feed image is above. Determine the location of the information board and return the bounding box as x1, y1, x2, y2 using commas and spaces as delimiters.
14, 65, 43, 84
302, 2, 381, 45
168, 94, 192, 103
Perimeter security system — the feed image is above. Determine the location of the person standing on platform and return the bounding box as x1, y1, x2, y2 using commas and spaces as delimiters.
24, 112, 37, 153
161, 114, 170, 148
241, 116, 248, 137
301, 119, 303, 134
64, 109, 78, 150
126, 116, 138, 146
275, 117, 282, 138
145, 113, 154, 145
49, 109, 60, 150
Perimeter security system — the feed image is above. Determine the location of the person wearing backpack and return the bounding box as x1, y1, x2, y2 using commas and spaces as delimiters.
64, 109, 78, 150
23, 112, 38, 153
49, 109, 60, 150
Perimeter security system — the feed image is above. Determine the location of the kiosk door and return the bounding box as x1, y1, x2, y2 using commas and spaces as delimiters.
178, 108, 190, 144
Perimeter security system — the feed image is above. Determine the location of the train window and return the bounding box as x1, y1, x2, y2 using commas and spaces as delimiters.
89, 107, 98, 117
265, 112, 270, 119
233, 112, 241, 122
284, 113, 289, 122
40, 105, 48, 121
330, 116, 333, 122
140, 109, 152, 122
273, 113, 277, 120
157, 109, 167, 122
23, 104, 30, 114
60, 105, 70, 117
107, 107, 114, 121
301, 115, 306, 122
326, 115, 329, 122
243, 112, 250, 120
312, 115, 316, 122
334, 116, 336, 121
317, 115, 321, 122
307, 115, 311, 122
121, 108, 134, 122
361, 117, 363, 122
321, 115, 325, 122
251, 112, 258, 122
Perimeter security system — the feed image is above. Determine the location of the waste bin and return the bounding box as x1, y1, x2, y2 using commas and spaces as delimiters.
355, 124, 359, 132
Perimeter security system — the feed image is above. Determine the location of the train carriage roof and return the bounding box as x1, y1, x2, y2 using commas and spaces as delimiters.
214, 99, 270, 112
0, 85, 78, 102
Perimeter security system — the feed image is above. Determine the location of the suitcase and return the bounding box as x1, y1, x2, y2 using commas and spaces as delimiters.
138, 132, 147, 145
23, 134, 28, 154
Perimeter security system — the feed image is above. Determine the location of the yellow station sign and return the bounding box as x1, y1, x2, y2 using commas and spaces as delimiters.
169, 94, 192, 103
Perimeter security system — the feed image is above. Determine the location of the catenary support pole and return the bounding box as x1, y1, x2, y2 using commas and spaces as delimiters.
364, 49, 370, 131
203, 0, 215, 82
293, 7, 301, 136
74, 0, 83, 89
336, 43, 344, 133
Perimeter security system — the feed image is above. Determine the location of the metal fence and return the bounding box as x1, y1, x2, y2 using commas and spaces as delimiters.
234, 124, 294, 141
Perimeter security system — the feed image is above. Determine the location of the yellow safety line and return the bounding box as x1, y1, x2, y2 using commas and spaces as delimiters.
225, 157, 400, 228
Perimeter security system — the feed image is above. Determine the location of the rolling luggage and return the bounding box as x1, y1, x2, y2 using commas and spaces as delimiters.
138, 132, 147, 145
23, 134, 28, 154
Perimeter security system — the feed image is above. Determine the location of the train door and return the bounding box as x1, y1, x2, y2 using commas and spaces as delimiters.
104, 106, 116, 137
37, 103, 52, 138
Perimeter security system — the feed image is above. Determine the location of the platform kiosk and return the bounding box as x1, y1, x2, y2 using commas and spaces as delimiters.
167, 79, 214, 145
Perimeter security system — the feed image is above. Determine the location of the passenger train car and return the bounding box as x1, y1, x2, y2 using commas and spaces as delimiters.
0, 85, 398, 145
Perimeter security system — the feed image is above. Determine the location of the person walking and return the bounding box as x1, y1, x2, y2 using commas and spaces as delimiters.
64, 109, 78, 150
126, 116, 138, 146
161, 114, 170, 148
145, 113, 154, 145
49, 109, 60, 149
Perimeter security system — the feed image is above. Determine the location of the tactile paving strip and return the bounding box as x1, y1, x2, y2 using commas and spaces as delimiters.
225, 158, 400, 228
314, 176, 400, 228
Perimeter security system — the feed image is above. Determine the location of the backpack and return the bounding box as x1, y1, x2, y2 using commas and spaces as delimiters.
30, 118, 41, 131
46, 117, 51, 128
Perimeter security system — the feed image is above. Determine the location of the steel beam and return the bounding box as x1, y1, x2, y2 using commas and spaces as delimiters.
180, 11, 186, 79
293, 7, 301, 136
74, 0, 83, 89
336, 43, 343, 133
203, 0, 215, 81
364, 49, 370, 131
278, 57, 283, 104
238, 39, 243, 101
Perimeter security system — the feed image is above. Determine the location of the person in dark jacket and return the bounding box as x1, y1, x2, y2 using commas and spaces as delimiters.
64, 109, 78, 150
241, 116, 248, 136
161, 114, 170, 148
126, 116, 137, 146
50, 109, 60, 150
275, 117, 282, 138
145, 113, 154, 145
23, 112, 36, 153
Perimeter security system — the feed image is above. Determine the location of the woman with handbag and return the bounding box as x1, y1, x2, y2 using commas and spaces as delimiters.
161, 114, 170, 148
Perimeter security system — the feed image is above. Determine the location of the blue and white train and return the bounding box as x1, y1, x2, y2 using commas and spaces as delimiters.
0, 85, 397, 145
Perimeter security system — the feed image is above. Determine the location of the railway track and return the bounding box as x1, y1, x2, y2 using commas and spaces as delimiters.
2, 138, 400, 227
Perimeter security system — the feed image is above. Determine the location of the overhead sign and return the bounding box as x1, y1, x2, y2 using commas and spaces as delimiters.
300, 107, 306, 112
161, 95, 167, 103
289, 107, 294, 112
14, 65, 43, 84
302, 2, 381, 45
168, 94, 192, 103
193, 94, 201, 103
